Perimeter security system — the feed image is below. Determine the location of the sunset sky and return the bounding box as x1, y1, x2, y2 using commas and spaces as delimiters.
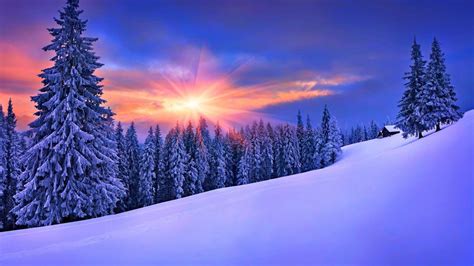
0, 0, 473, 138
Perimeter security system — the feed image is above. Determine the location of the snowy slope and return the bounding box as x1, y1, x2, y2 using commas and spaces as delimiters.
1, 111, 473, 265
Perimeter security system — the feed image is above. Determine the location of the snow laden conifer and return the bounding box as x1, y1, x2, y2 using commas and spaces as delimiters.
209, 122, 227, 190
236, 128, 252, 185
0, 105, 6, 230
125, 123, 141, 210
258, 120, 273, 180
138, 128, 155, 207
194, 124, 209, 193
319, 106, 342, 166
301, 115, 318, 171
14, 0, 124, 227
369, 120, 379, 139
1, 100, 19, 229
114, 122, 128, 212
163, 124, 186, 199
249, 122, 262, 183
183, 122, 198, 196
397, 38, 428, 138
275, 124, 300, 176
153, 125, 164, 203
423, 38, 462, 131
296, 110, 305, 166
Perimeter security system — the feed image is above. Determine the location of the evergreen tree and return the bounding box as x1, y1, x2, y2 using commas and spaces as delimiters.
0, 105, 6, 230
153, 125, 164, 203
397, 38, 428, 138
114, 122, 128, 212
125, 123, 141, 209
321, 117, 343, 166
275, 124, 300, 176
369, 120, 379, 139
259, 120, 273, 180
296, 110, 305, 165
319, 106, 342, 167
14, 0, 124, 227
1, 100, 19, 229
196, 117, 211, 190
236, 130, 251, 185
183, 122, 198, 196
138, 128, 155, 207
163, 124, 186, 199
226, 129, 244, 186
209, 122, 227, 190
194, 126, 209, 193
301, 115, 317, 171
249, 122, 262, 183
424, 38, 462, 131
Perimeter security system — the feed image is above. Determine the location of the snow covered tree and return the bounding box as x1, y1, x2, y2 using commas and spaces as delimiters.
125, 123, 141, 210
296, 110, 305, 165
259, 120, 273, 180
249, 122, 263, 183
423, 38, 462, 131
0, 105, 6, 230
153, 125, 164, 203
397, 38, 428, 138
163, 124, 186, 200
225, 129, 244, 186
275, 124, 300, 177
182, 122, 198, 196
114, 122, 128, 212
14, 0, 125, 227
319, 106, 342, 167
209, 122, 227, 190
369, 120, 379, 139
301, 115, 317, 171
138, 128, 155, 207
196, 117, 211, 191
194, 125, 209, 193
236, 129, 252, 185
1, 100, 19, 230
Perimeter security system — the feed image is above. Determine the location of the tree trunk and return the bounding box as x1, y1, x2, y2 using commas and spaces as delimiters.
436, 123, 441, 132
418, 131, 423, 139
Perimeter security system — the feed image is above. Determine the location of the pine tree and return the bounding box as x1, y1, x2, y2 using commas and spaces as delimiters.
301, 115, 317, 171
14, 0, 124, 227
183, 122, 198, 196
194, 125, 209, 193
196, 117, 211, 191
0, 100, 19, 229
424, 38, 462, 131
138, 128, 155, 207
249, 122, 262, 183
321, 117, 343, 166
153, 125, 164, 203
369, 120, 379, 139
209, 122, 227, 189
236, 131, 251, 185
275, 124, 300, 176
259, 120, 273, 180
226, 129, 244, 186
0, 105, 6, 230
397, 38, 428, 138
296, 110, 305, 166
163, 124, 186, 199
125, 123, 141, 209
114, 122, 128, 212
319, 106, 342, 167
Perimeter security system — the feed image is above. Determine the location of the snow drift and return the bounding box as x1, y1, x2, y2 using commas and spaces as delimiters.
1, 111, 473, 265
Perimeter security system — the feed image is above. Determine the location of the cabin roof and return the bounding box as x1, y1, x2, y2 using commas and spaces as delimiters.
383, 125, 400, 133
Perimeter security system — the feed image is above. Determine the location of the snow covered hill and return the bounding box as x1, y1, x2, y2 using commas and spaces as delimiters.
1, 111, 473, 265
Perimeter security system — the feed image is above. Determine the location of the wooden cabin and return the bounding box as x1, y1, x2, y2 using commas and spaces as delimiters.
378, 125, 400, 138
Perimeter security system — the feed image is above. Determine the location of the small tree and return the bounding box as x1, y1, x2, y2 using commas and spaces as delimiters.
138, 128, 156, 207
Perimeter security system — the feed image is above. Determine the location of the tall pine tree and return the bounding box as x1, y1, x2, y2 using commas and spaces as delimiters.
153, 125, 164, 203
397, 38, 428, 138
14, 0, 124, 226
125, 123, 141, 210
423, 38, 462, 131
138, 128, 156, 207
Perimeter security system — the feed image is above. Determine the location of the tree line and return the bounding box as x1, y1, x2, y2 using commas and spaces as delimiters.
0, 0, 344, 231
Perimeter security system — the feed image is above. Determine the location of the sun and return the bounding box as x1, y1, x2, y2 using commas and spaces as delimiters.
183, 98, 201, 111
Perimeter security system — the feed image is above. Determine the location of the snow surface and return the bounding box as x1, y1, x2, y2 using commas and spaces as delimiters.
1, 111, 473, 265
